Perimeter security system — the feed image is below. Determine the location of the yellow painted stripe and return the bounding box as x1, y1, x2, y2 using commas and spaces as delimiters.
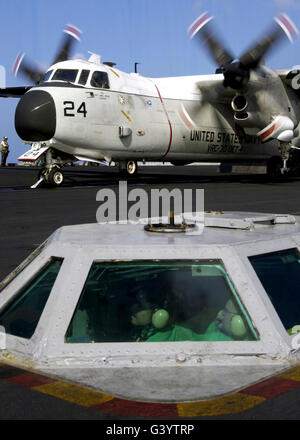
33, 381, 114, 407
278, 366, 300, 381
121, 110, 132, 122
177, 393, 265, 417
110, 68, 120, 78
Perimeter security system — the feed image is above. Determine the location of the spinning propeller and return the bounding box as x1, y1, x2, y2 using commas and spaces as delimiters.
13, 24, 82, 85
188, 12, 299, 90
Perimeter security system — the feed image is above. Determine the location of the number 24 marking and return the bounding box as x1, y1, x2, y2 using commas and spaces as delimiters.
63, 101, 87, 118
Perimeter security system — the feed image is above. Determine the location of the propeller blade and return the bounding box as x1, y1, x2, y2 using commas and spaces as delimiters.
12, 53, 45, 84
188, 12, 234, 67
51, 24, 82, 65
189, 12, 298, 91
12, 24, 82, 85
239, 13, 299, 69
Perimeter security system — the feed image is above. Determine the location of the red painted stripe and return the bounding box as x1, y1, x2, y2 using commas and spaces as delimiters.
155, 84, 173, 159
179, 105, 195, 130
188, 12, 212, 38
6, 372, 55, 387
259, 123, 276, 141
18, 158, 36, 162
0, 365, 25, 378
13, 53, 24, 76
278, 13, 298, 40
240, 376, 300, 399
93, 397, 178, 418
64, 24, 82, 41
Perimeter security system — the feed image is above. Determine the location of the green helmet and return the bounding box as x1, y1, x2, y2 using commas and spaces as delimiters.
152, 309, 169, 329
231, 314, 247, 339
216, 299, 248, 339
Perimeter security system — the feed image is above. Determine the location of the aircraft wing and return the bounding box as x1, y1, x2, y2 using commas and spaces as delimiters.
0, 86, 31, 98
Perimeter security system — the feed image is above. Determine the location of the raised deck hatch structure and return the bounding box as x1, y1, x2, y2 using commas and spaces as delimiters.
1, 211, 300, 402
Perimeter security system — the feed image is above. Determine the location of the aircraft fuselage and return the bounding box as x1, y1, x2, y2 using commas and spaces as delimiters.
15, 59, 281, 165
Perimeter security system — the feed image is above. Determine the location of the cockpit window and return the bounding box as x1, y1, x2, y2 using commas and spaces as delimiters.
51, 69, 79, 83
250, 249, 300, 335
90, 71, 110, 89
78, 69, 90, 85
65, 260, 258, 343
0, 258, 63, 339
43, 70, 53, 82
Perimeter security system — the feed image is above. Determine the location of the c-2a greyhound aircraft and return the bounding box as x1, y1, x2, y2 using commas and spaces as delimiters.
1, 12, 300, 187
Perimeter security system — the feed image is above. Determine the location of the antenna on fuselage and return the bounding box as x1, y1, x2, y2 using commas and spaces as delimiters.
134, 62, 140, 73
103, 62, 117, 67
88, 52, 101, 64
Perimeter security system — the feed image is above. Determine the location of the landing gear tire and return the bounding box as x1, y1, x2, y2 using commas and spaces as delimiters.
43, 166, 64, 187
118, 160, 138, 176
126, 160, 137, 175
49, 167, 64, 186
266, 157, 282, 178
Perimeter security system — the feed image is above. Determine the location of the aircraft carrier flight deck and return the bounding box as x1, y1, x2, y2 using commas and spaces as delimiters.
1, 163, 300, 421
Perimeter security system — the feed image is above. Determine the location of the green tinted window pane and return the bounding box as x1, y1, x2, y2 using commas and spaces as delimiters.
90, 71, 109, 88
52, 69, 78, 82
0, 259, 63, 339
249, 249, 300, 334
66, 260, 258, 343
43, 70, 53, 82
78, 69, 90, 85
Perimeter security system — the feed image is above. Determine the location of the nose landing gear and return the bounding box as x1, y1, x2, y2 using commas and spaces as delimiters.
30, 147, 72, 188
32, 165, 64, 189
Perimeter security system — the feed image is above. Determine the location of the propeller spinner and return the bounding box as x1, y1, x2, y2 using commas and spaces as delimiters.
13, 24, 82, 85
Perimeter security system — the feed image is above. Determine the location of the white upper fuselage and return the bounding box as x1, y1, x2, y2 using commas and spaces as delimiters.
28, 58, 280, 163
44, 58, 209, 99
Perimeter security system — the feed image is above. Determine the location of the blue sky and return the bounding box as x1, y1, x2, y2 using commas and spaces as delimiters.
2, 0, 300, 162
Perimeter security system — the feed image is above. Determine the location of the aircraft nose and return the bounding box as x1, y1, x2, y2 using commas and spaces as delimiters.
15, 89, 56, 141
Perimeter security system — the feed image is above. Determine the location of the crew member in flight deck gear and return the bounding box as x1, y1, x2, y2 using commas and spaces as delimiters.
0, 136, 9, 167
